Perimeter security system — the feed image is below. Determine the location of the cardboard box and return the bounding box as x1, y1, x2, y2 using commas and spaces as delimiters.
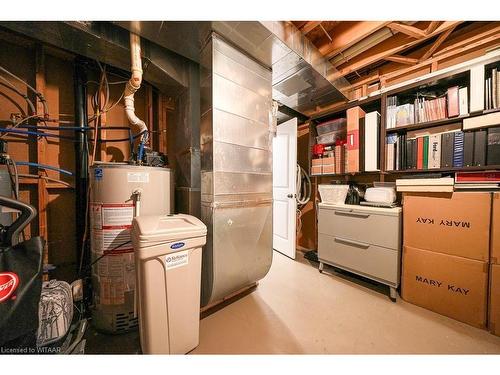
322, 157, 335, 165
402, 245, 488, 329
489, 264, 500, 336
311, 165, 322, 175
322, 164, 335, 174
403, 192, 491, 261
491, 193, 500, 264
346, 106, 365, 173
312, 158, 322, 166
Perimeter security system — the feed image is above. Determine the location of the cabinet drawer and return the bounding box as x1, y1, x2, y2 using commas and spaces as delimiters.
318, 233, 400, 285
318, 207, 401, 249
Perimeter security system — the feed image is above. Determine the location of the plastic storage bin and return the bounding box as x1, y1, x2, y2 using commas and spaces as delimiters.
318, 184, 349, 204
316, 118, 347, 136
132, 214, 207, 354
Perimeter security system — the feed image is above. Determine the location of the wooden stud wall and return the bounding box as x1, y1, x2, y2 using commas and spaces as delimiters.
0, 32, 169, 281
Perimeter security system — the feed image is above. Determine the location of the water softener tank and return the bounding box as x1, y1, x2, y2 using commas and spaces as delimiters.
89, 162, 174, 333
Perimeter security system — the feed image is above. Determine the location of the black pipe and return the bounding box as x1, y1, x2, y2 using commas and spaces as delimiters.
74, 58, 89, 274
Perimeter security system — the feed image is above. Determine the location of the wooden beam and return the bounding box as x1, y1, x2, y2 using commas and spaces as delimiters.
426, 21, 442, 34
348, 71, 381, 89
319, 23, 333, 42
299, 21, 322, 35
333, 21, 462, 79
319, 21, 391, 59
35, 44, 49, 278
380, 25, 500, 83
387, 22, 427, 39
384, 55, 419, 65
419, 25, 457, 61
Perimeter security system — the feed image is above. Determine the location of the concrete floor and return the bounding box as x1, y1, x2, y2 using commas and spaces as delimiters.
192, 250, 500, 354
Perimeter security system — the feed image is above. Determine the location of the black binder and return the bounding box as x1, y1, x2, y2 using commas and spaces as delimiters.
463, 131, 475, 167
473, 129, 487, 167
441, 132, 455, 168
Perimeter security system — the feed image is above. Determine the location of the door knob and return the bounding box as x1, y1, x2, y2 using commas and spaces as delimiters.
287, 194, 294, 198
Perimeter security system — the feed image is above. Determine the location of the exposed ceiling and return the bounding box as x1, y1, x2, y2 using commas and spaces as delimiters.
290, 21, 500, 87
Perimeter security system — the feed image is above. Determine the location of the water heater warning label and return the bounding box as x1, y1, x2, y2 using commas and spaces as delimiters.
102, 204, 134, 228
165, 250, 189, 270
127, 172, 149, 183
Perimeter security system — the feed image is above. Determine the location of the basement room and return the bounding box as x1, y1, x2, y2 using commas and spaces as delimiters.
2, 1, 500, 372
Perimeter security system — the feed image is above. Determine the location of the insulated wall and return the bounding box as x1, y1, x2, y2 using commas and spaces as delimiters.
200, 34, 273, 306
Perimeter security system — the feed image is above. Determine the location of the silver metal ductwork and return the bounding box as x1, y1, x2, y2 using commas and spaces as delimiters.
199, 34, 273, 306
115, 21, 350, 115
0, 21, 190, 96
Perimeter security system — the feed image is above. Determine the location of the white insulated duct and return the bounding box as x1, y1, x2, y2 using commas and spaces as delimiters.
124, 33, 148, 142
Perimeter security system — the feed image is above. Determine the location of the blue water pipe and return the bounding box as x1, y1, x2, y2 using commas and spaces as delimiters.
14, 161, 74, 176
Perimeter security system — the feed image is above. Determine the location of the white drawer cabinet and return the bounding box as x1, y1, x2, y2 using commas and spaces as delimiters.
317, 203, 402, 301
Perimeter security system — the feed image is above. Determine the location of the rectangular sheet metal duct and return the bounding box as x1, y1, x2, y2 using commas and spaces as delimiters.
200, 34, 273, 306
114, 21, 350, 115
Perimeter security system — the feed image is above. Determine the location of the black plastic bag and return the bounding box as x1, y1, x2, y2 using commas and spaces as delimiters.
0, 237, 44, 351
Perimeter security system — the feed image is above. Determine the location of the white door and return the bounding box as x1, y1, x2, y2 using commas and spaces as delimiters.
272, 118, 297, 259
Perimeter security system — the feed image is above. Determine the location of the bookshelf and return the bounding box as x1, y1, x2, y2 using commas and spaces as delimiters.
308, 54, 500, 180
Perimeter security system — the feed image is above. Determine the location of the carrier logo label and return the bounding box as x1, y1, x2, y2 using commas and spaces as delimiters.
170, 242, 185, 250
165, 250, 189, 270
0, 272, 19, 303
94, 167, 103, 181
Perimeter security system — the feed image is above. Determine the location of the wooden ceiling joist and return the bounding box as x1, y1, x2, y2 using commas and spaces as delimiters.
387, 22, 427, 39
299, 21, 322, 35
384, 55, 419, 65
333, 21, 463, 79
319, 21, 391, 59
381, 24, 500, 82
419, 25, 457, 61
425, 21, 442, 34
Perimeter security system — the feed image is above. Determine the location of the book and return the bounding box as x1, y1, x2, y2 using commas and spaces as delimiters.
364, 111, 380, 172
473, 129, 487, 166
423, 136, 429, 169
441, 132, 455, 168
486, 77, 491, 110
411, 138, 417, 169
386, 134, 397, 171
447, 86, 459, 117
417, 137, 424, 170
455, 171, 500, 183
454, 184, 499, 190
470, 64, 485, 112
346, 106, 366, 173
428, 134, 441, 169
463, 112, 500, 130
459, 87, 468, 116
453, 131, 464, 168
396, 185, 454, 193
396, 177, 454, 186
487, 126, 500, 165
463, 131, 475, 167
497, 69, 500, 109
493, 68, 498, 109
395, 103, 414, 126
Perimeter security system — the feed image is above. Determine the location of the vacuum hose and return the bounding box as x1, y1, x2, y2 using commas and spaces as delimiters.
296, 164, 311, 235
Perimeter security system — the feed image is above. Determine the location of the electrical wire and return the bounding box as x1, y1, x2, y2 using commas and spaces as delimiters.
0, 65, 49, 117
5, 158, 25, 242
83, 240, 132, 275
5, 158, 19, 200
18, 173, 73, 188
0, 77, 36, 115
14, 161, 74, 176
